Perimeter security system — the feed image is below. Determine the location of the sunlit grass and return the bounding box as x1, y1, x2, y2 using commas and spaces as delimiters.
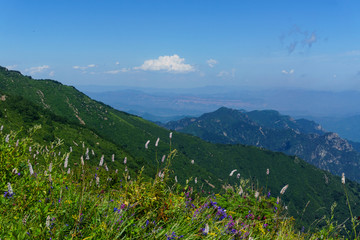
0, 126, 357, 239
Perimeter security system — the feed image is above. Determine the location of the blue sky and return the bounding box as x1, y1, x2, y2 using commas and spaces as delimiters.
1, 0, 360, 90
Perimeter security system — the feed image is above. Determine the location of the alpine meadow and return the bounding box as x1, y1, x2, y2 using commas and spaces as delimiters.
2, 1, 360, 239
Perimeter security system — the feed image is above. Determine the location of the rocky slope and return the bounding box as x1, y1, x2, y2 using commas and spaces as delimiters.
164, 107, 360, 182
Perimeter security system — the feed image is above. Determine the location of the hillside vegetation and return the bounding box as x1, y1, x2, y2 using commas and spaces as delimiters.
164, 107, 360, 183
1, 66, 360, 231
1, 127, 358, 239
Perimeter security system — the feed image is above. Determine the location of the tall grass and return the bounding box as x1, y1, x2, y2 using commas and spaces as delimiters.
0, 126, 357, 239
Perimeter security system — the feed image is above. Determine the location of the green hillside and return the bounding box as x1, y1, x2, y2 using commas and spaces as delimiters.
1, 66, 360, 229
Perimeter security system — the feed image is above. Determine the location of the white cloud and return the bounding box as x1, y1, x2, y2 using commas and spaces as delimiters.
304, 32, 317, 47
105, 68, 129, 74
134, 54, 194, 73
217, 69, 236, 78
282, 69, 295, 75
73, 64, 96, 70
49, 71, 55, 77
217, 71, 228, 77
5, 65, 17, 70
115, 61, 120, 65
25, 65, 50, 75
206, 59, 218, 68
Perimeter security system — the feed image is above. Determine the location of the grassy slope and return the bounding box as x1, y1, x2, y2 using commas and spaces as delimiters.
1, 66, 360, 228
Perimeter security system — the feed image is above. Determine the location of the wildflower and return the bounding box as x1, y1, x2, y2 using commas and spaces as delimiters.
169, 132, 173, 139
70, 146, 72, 152
229, 169, 237, 176
85, 148, 90, 160
236, 173, 240, 179
46, 215, 50, 228
16, 139, 19, 147
145, 140, 150, 149
155, 137, 160, 147
91, 149, 95, 155
5, 134, 10, 143
28, 161, 34, 175
125, 166, 128, 172
96, 176, 100, 186
64, 153, 69, 168
49, 174, 52, 182
115, 169, 118, 173
191, 160, 194, 164
255, 191, 259, 198
128, 175, 130, 180
23, 215, 28, 225
203, 223, 209, 235
104, 163, 109, 171
82, 142, 85, 148
67, 168, 71, 174
124, 157, 127, 164
99, 155, 104, 166
81, 156, 84, 166
0, 125, 3, 131
73, 141, 78, 146
195, 177, 197, 184
112, 154, 115, 162
29, 146, 32, 152
239, 186, 243, 195
7, 182, 14, 196
266, 168, 269, 175
12, 168, 18, 174
280, 184, 289, 195
175, 176, 178, 183
161, 155, 166, 163
342, 173, 345, 184
49, 162, 53, 172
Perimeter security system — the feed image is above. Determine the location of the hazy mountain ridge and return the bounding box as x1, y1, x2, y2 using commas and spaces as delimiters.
1, 66, 360, 227
163, 107, 360, 182
82, 86, 360, 122
308, 115, 360, 143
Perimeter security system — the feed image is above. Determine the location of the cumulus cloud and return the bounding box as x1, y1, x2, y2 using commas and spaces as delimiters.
105, 68, 129, 74
25, 65, 50, 75
134, 54, 195, 73
206, 59, 218, 68
282, 69, 294, 75
73, 64, 96, 70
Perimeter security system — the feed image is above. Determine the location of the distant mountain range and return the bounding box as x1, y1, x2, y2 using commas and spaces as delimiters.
1, 66, 360, 227
308, 115, 360, 143
83, 86, 360, 142
162, 107, 360, 183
